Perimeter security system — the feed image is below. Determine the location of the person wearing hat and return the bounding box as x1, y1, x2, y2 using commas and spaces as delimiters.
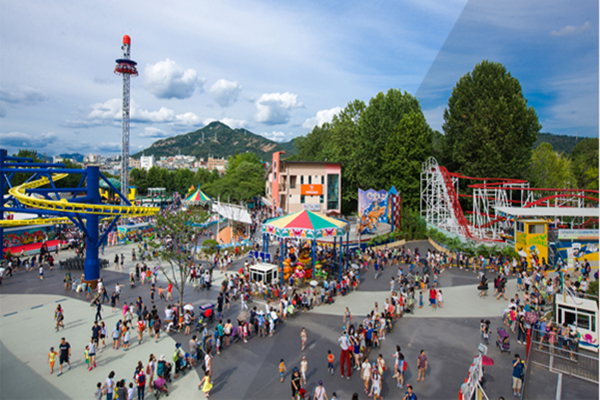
403, 384, 417, 400
314, 380, 328, 400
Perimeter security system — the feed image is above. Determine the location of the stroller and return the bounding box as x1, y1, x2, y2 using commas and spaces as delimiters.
153, 376, 169, 398
496, 327, 511, 353
196, 304, 215, 332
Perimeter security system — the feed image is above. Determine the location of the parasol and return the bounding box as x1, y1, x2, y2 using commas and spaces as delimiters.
183, 304, 194, 311
481, 355, 494, 366
309, 280, 318, 287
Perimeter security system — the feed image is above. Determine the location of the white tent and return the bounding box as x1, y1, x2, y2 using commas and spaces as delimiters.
211, 202, 252, 224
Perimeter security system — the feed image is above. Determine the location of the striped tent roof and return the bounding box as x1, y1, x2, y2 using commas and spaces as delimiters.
262, 209, 349, 239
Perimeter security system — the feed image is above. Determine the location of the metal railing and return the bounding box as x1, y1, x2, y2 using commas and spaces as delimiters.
529, 340, 599, 383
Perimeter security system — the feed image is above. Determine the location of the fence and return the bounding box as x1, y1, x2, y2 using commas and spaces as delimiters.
529, 339, 599, 383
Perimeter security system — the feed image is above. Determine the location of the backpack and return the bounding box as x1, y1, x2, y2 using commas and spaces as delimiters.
137, 371, 146, 385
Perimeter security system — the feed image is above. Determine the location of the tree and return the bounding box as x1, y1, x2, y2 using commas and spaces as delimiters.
442, 60, 541, 179
570, 138, 599, 190
357, 88, 424, 191
525, 143, 571, 189
381, 110, 433, 210
151, 208, 208, 312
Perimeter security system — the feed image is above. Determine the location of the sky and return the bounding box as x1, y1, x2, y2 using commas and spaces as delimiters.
0, 0, 597, 156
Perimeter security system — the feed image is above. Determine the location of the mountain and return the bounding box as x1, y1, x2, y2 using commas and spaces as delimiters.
534, 132, 582, 155
59, 153, 85, 162
133, 121, 297, 161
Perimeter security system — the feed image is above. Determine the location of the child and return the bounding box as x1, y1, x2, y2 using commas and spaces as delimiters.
300, 327, 307, 351
279, 358, 287, 382
327, 350, 335, 375
39, 265, 44, 280
419, 291, 423, 308
158, 286, 166, 302
123, 327, 130, 350
94, 382, 102, 400
127, 382, 135, 400
331, 392, 338, 400
300, 356, 308, 386
437, 290, 443, 308
84, 345, 90, 368
47, 347, 58, 374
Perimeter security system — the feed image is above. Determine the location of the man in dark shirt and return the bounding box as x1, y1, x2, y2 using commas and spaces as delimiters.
58, 337, 71, 376
91, 321, 101, 345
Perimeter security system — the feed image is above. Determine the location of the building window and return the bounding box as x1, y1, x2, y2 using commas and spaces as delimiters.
327, 174, 339, 210
301, 176, 304, 185
308, 176, 312, 184
301, 195, 305, 204
320, 195, 324, 204
290, 176, 296, 189
321, 175, 324, 184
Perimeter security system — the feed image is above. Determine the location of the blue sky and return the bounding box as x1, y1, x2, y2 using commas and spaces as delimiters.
0, 0, 597, 156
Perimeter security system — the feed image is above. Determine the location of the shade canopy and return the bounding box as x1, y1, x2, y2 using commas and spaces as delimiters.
185, 189, 213, 203
262, 209, 349, 239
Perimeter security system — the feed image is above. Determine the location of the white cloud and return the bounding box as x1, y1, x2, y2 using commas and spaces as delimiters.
0, 131, 57, 148
0, 86, 48, 104
209, 79, 242, 107
97, 142, 121, 152
302, 106, 342, 129
255, 92, 303, 125
259, 131, 287, 142
144, 59, 203, 99
139, 127, 170, 138
221, 118, 247, 129
65, 99, 202, 128
550, 21, 590, 37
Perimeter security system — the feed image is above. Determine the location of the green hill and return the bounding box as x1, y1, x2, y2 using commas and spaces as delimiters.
133, 121, 297, 161
534, 132, 583, 154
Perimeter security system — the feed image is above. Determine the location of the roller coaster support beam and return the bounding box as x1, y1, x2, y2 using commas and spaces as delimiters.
84, 166, 101, 282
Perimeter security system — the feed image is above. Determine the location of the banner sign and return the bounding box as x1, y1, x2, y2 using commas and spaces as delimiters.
117, 223, 155, 245
3, 225, 56, 248
558, 229, 598, 241
303, 204, 321, 211
357, 189, 389, 234
301, 184, 323, 195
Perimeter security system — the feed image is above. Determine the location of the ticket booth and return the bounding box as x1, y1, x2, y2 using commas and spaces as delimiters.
515, 219, 548, 269
249, 262, 279, 284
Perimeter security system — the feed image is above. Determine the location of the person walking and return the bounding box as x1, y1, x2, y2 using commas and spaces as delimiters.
314, 380, 328, 400
87, 337, 97, 371
199, 374, 213, 398
134, 366, 146, 400
301, 327, 307, 351
417, 349, 427, 382
338, 330, 351, 379
279, 359, 287, 383
300, 356, 308, 386
94, 298, 103, 322
291, 368, 301, 400
104, 371, 116, 400
55, 304, 65, 331
47, 347, 58, 374
403, 384, 417, 400
57, 337, 71, 376
512, 354, 526, 397
361, 356, 371, 395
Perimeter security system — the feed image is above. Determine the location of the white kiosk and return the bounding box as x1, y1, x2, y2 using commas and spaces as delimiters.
250, 262, 279, 284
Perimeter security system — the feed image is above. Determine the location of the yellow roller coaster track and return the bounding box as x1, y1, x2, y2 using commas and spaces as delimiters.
3, 173, 159, 227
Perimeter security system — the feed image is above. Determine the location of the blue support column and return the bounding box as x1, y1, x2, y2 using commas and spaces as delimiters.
333, 237, 337, 263
339, 235, 343, 284
346, 231, 350, 270
84, 166, 101, 282
312, 239, 316, 279
279, 238, 284, 286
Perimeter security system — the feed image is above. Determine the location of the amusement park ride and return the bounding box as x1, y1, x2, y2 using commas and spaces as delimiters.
420, 157, 599, 243
0, 35, 156, 285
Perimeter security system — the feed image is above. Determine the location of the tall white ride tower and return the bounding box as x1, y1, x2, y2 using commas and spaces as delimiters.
114, 35, 138, 204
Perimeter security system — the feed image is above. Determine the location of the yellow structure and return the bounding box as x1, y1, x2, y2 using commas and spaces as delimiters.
100, 187, 136, 202
515, 219, 548, 268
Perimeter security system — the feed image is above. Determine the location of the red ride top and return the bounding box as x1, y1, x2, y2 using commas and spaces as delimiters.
123, 35, 131, 45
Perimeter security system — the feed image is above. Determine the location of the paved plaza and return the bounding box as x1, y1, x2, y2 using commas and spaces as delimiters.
0, 240, 597, 399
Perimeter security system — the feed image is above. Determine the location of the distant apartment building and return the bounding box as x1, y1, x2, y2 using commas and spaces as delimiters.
129, 157, 141, 169
140, 155, 155, 171
207, 157, 227, 172
265, 152, 341, 215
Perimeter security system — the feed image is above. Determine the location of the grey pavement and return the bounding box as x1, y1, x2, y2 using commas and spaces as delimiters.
1, 239, 598, 400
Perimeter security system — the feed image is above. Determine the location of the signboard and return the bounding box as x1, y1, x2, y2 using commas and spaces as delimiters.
303, 204, 321, 211
301, 184, 323, 195
558, 229, 599, 241
357, 189, 389, 234
460, 355, 483, 400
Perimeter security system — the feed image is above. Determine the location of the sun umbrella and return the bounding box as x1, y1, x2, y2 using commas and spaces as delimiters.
481, 355, 494, 366
183, 304, 194, 311
351, 263, 360, 269
309, 280, 318, 287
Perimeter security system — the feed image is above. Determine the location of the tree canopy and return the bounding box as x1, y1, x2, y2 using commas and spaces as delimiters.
441, 60, 541, 180
294, 89, 433, 212
525, 143, 571, 189
570, 138, 599, 190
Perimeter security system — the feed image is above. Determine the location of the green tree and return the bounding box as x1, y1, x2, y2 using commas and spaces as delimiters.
442, 60, 541, 179
150, 208, 208, 312
130, 168, 148, 195
570, 138, 599, 190
525, 143, 571, 189
357, 88, 424, 191
381, 110, 433, 210
293, 124, 331, 161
